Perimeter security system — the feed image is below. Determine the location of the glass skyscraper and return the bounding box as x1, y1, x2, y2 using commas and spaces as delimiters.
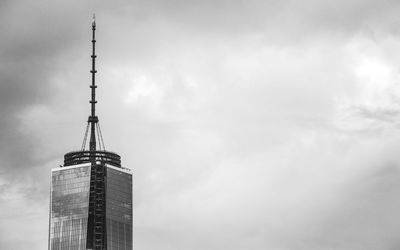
48, 16, 133, 250
49, 163, 132, 250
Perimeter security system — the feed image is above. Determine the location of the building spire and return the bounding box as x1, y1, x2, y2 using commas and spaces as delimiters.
80, 15, 106, 152
92, 13, 96, 27
89, 13, 98, 151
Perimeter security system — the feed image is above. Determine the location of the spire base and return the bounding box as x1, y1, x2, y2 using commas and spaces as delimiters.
88, 116, 98, 123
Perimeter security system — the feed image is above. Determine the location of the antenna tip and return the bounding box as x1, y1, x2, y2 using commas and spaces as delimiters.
92, 14, 96, 27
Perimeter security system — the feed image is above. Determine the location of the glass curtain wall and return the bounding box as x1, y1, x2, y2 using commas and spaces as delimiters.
49, 165, 91, 250
106, 166, 133, 250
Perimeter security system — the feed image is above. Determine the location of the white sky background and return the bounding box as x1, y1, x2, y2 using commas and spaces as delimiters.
1, 0, 400, 249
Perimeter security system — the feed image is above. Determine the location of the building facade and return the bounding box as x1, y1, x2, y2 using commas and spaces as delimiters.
48, 16, 133, 250
49, 163, 132, 250
49, 164, 91, 250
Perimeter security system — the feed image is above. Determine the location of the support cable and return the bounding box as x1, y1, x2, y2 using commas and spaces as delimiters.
95, 122, 103, 151
81, 122, 90, 151
97, 122, 106, 151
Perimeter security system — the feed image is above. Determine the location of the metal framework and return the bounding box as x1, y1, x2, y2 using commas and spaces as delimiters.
86, 15, 107, 250
64, 151, 121, 168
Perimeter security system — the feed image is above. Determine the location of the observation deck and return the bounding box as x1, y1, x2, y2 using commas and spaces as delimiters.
64, 150, 121, 168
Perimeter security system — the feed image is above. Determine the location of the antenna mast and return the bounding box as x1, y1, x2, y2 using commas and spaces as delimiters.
89, 14, 98, 151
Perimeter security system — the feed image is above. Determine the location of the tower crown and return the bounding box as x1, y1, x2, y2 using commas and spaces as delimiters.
63, 15, 121, 168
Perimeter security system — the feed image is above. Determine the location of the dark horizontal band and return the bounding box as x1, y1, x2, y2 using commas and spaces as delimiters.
88, 116, 98, 122
64, 150, 121, 168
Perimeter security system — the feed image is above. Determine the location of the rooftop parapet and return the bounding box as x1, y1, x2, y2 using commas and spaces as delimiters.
64, 150, 121, 168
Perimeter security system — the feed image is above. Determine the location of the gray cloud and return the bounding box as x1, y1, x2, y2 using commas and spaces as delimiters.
2, 0, 400, 250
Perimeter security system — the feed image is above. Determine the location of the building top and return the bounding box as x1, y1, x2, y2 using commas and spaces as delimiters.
63, 15, 122, 168
53, 161, 131, 174
64, 150, 121, 168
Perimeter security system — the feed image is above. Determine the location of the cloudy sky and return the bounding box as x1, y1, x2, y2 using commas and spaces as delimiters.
2, 0, 400, 249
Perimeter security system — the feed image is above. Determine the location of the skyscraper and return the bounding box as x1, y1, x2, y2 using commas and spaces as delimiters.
48, 16, 133, 250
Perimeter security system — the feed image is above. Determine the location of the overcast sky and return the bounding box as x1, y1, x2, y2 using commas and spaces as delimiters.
2, 0, 400, 249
